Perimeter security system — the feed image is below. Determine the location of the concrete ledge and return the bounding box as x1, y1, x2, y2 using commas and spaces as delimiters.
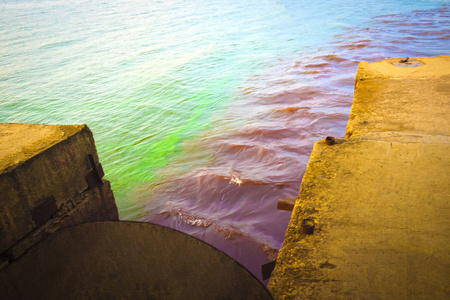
355, 56, 450, 80
269, 138, 450, 299
268, 56, 450, 299
0, 124, 84, 172
0, 124, 118, 263
346, 56, 450, 138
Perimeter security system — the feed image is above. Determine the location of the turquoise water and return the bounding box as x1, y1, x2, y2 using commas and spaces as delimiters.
1, 0, 448, 282
1, 0, 446, 216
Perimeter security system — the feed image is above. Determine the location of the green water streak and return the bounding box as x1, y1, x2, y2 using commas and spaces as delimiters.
98, 68, 249, 219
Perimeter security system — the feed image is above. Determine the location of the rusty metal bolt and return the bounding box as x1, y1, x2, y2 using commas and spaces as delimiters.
301, 219, 315, 235
325, 136, 336, 145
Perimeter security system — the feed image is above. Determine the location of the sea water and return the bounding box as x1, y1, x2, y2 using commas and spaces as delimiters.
1, 0, 448, 282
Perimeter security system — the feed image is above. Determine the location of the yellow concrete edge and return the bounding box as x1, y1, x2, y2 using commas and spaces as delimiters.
345, 132, 450, 144
347, 55, 450, 138
356, 55, 450, 81
0, 124, 89, 173
269, 135, 450, 298
268, 139, 330, 299
269, 55, 450, 298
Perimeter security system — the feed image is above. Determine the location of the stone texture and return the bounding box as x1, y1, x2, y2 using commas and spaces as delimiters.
0, 124, 118, 263
346, 56, 450, 138
268, 56, 450, 299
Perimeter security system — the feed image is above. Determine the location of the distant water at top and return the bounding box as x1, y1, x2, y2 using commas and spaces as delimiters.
1, 0, 448, 282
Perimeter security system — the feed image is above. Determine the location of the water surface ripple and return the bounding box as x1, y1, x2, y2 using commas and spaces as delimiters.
1, 0, 448, 283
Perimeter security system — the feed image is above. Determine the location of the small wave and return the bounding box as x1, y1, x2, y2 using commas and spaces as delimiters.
213, 224, 278, 261
337, 40, 372, 50
159, 205, 280, 260
214, 224, 245, 240
213, 224, 279, 262
261, 243, 278, 261
234, 125, 300, 141
240, 86, 255, 95
155, 168, 273, 191
270, 106, 311, 117
213, 141, 276, 161
228, 170, 243, 186
39, 39, 80, 50
256, 85, 328, 103
270, 106, 310, 115
303, 62, 330, 69
159, 207, 213, 228
318, 54, 349, 63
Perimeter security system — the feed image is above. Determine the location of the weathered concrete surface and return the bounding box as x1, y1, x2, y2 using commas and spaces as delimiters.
346, 56, 450, 138
0, 222, 273, 300
268, 56, 450, 299
0, 124, 118, 264
0, 123, 82, 172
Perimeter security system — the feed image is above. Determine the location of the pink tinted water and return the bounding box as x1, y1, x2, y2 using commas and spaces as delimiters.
138, 6, 449, 283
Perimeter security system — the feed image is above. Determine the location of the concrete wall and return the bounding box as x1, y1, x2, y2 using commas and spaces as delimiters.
0, 124, 118, 265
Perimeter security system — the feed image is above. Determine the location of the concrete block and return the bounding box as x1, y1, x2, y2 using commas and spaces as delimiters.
346, 56, 450, 138
269, 56, 450, 299
0, 124, 118, 260
270, 138, 450, 299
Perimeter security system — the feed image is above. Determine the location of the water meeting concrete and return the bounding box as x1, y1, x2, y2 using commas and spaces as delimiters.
268, 56, 450, 299
0, 124, 271, 299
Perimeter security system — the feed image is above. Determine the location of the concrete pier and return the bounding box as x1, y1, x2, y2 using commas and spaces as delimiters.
0, 124, 118, 266
268, 56, 450, 299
